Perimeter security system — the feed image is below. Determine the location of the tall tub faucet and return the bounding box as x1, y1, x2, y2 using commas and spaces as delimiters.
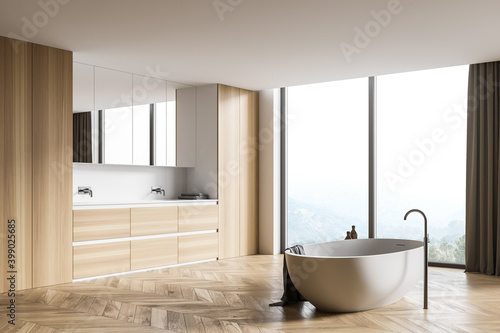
404, 209, 428, 310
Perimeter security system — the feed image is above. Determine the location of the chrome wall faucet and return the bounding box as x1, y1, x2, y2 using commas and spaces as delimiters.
404, 209, 429, 310
78, 186, 93, 197
151, 186, 165, 196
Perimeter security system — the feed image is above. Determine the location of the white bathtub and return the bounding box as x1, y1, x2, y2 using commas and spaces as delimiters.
285, 238, 424, 313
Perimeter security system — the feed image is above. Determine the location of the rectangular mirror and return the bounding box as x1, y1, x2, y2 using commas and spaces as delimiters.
102, 107, 133, 165
132, 75, 167, 166
95, 67, 133, 165
73, 63, 195, 167
132, 103, 151, 165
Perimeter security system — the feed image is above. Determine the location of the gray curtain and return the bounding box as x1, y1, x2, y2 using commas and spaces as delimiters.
466, 61, 500, 275
73, 112, 93, 163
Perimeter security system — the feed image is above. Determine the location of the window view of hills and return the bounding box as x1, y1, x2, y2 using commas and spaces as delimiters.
288, 182, 465, 264
287, 65, 468, 265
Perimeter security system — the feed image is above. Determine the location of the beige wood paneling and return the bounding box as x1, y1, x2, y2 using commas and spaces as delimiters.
73, 242, 130, 279
239, 89, 259, 256
178, 205, 218, 232
131, 237, 178, 270
0, 37, 4, 294
178, 233, 218, 263
217, 84, 240, 259
32, 44, 73, 288
130, 207, 177, 237
0, 36, 33, 292
73, 209, 131, 241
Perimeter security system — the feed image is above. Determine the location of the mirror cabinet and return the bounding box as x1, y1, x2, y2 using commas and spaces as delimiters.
73, 62, 195, 167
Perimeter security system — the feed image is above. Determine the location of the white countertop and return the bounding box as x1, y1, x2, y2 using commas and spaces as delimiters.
73, 199, 218, 210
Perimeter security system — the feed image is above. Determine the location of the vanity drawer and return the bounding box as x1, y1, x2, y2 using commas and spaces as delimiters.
131, 237, 178, 270
178, 205, 218, 232
131, 206, 178, 236
73, 242, 130, 279
178, 233, 218, 263
73, 208, 131, 241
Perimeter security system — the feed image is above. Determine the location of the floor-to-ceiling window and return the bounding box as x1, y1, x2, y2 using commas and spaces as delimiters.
377, 65, 468, 264
287, 78, 368, 246
286, 65, 468, 265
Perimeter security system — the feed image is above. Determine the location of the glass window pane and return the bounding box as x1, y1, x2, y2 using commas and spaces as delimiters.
376, 65, 468, 264
287, 78, 369, 246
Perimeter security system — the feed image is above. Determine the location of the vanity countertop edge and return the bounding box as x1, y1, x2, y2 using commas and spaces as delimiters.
73, 199, 218, 210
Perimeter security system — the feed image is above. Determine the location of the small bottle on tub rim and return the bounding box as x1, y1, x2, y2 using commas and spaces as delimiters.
350, 225, 358, 239
345, 231, 352, 240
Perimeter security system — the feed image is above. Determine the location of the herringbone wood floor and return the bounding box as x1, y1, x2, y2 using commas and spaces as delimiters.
1, 255, 500, 332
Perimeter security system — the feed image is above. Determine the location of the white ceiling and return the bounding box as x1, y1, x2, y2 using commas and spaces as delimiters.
1, 0, 500, 90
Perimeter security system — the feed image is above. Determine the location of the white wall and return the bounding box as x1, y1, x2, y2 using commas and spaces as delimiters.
73, 163, 187, 203
259, 88, 281, 255
186, 84, 218, 198
176, 87, 197, 167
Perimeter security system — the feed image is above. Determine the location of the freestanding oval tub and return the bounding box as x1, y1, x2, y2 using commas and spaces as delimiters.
285, 238, 424, 313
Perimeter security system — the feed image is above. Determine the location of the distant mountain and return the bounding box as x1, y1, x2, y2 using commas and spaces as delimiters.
287, 197, 366, 246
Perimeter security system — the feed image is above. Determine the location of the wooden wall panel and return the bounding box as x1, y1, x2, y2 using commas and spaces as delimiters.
0, 37, 4, 294
218, 84, 240, 259
73, 242, 130, 279
178, 205, 218, 232
239, 89, 259, 256
0, 37, 33, 292
131, 237, 177, 270
73, 209, 131, 241
179, 233, 218, 263
131, 207, 177, 236
32, 44, 73, 287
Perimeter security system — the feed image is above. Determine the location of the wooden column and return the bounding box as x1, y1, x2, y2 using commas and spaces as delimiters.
0, 37, 34, 292
32, 44, 73, 287
239, 89, 259, 256
218, 84, 259, 258
218, 84, 241, 258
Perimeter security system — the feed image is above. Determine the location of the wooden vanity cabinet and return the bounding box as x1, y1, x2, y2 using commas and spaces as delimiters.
73, 208, 131, 279
178, 205, 219, 263
130, 206, 178, 270
72, 204, 219, 278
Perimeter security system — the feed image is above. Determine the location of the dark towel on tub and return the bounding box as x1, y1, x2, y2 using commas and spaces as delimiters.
270, 245, 307, 306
